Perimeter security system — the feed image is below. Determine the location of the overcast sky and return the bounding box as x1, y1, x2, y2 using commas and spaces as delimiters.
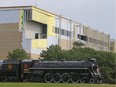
0, 0, 115, 39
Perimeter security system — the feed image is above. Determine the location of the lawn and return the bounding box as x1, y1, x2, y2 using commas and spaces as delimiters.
0, 83, 115, 87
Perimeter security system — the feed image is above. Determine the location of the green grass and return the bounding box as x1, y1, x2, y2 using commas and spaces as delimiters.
0, 83, 115, 87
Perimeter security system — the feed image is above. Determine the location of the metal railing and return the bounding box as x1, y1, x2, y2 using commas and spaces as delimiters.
38, 33, 47, 39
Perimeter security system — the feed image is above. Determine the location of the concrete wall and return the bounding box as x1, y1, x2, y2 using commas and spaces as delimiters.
0, 23, 22, 59
83, 26, 110, 51
110, 40, 116, 53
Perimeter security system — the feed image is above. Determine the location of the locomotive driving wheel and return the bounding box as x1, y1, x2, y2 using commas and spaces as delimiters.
53, 73, 61, 83
62, 73, 70, 83
29, 76, 34, 82
44, 73, 53, 83
80, 78, 85, 83
89, 78, 95, 84
97, 80, 102, 84
23, 79, 28, 82
71, 73, 79, 83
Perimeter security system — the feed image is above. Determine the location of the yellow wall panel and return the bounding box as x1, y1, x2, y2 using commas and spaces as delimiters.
32, 10, 48, 24
31, 7, 56, 36
47, 17, 56, 36
32, 39, 47, 49
32, 7, 54, 17
31, 7, 56, 49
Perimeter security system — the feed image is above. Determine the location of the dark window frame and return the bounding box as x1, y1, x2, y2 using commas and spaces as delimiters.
35, 33, 39, 39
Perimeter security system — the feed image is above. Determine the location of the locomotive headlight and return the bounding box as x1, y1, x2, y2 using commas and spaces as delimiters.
8, 64, 13, 70
24, 64, 28, 69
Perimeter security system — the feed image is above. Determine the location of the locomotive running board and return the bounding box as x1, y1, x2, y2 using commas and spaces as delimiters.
29, 68, 88, 70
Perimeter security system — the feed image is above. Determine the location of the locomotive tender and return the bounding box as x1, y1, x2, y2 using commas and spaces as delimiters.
0, 58, 102, 83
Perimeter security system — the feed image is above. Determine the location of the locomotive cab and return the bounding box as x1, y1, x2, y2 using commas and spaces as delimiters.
21, 59, 35, 81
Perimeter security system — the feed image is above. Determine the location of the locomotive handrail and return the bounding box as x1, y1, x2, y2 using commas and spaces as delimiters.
29, 67, 88, 70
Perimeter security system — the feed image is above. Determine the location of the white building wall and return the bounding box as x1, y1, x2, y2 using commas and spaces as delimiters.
25, 21, 43, 39
55, 17, 71, 32
77, 24, 84, 35
47, 36, 58, 47
22, 20, 47, 54
22, 37, 32, 53
55, 17, 73, 40
55, 16, 60, 28
61, 19, 70, 31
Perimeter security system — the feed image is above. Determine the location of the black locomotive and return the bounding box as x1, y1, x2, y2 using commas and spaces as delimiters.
0, 58, 102, 83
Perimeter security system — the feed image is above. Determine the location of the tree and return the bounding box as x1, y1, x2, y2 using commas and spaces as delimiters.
40, 45, 64, 61
40, 45, 116, 84
7, 48, 29, 60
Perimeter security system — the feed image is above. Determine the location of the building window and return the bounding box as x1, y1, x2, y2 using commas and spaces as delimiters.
35, 33, 38, 39
54, 27, 71, 37
55, 27, 59, 34
64, 30, 67, 36
61, 29, 64, 35
78, 34, 87, 41
25, 9, 32, 20
110, 47, 113, 51
67, 31, 71, 37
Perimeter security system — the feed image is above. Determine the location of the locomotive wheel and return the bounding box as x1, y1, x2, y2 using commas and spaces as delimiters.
80, 78, 85, 83
62, 73, 70, 83
71, 74, 79, 83
53, 73, 61, 83
29, 76, 34, 82
44, 73, 53, 83
97, 80, 102, 84
23, 79, 28, 82
89, 78, 95, 84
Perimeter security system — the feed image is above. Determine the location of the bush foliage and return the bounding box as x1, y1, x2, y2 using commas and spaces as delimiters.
7, 48, 29, 60
40, 45, 116, 84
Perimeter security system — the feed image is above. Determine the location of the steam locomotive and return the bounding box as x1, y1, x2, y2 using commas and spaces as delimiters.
0, 58, 102, 83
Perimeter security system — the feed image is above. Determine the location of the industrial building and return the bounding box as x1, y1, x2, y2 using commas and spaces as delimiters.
82, 26, 110, 51
0, 6, 111, 59
110, 39, 116, 52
